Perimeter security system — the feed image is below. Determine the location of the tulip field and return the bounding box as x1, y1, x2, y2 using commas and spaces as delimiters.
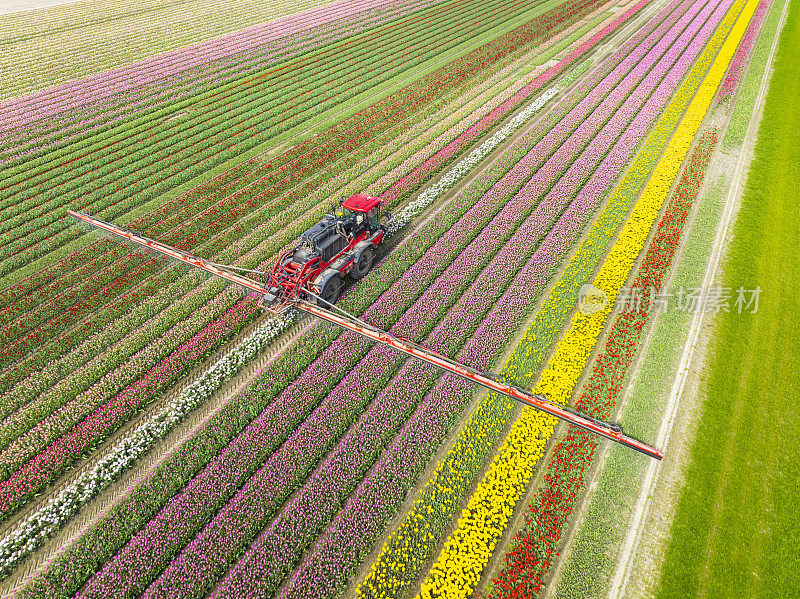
0, 0, 792, 596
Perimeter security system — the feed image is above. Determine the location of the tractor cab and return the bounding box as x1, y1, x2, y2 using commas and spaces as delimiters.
338, 194, 384, 237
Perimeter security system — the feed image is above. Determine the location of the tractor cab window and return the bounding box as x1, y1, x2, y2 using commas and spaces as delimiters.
340, 203, 377, 231
367, 207, 379, 231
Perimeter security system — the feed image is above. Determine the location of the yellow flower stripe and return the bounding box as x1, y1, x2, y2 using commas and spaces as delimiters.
416, 1, 759, 596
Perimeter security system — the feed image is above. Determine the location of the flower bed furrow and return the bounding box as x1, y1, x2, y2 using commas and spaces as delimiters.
0, 293, 263, 516
1, 0, 471, 197
0, 15, 477, 267
715, 0, 771, 106
0, 271, 213, 422
0, 284, 240, 475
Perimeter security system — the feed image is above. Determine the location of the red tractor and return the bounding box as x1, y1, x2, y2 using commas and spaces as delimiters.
261, 193, 390, 309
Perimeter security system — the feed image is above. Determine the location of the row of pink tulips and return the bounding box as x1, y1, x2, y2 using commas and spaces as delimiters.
0, 0, 433, 134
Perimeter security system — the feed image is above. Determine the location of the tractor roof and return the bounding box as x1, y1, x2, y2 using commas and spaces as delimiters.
342, 194, 381, 212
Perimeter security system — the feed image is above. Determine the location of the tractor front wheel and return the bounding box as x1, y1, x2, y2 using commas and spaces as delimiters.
317, 275, 343, 306
350, 248, 375, 280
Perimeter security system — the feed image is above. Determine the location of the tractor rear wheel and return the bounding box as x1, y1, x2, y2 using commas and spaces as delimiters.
350, 248, 374, 280
317, 275, 343, 306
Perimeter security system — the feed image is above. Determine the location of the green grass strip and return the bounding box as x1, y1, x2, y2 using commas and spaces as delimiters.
552, 176, 727, 599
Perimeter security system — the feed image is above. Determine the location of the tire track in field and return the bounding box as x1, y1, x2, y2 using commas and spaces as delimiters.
536, 73, 729, 598
538, 117, 714, 599
467, 0, 752, 588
